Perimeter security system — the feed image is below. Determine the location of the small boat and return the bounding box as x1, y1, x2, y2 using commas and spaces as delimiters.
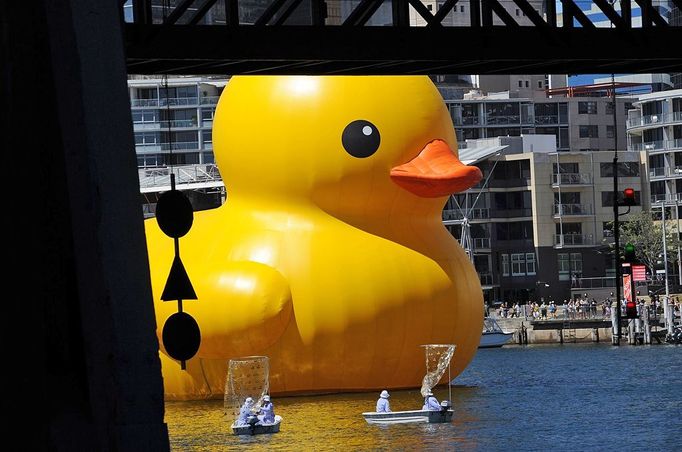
363, 344, 456, 425
225, 356, 283, 436
231, 415, 283, 435
479, 317, 513, 348
363, 405, 454, 425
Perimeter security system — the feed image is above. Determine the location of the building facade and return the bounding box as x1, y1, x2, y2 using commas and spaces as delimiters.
447, 135, 645, 305
128, 76, 227, 215
442, 87, 649, 304
627, 89, 682, 206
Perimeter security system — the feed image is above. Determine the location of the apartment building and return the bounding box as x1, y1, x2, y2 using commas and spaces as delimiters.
448, 135, 645, 304
627, 88, 682, 216
128, 76, 226, 215
445, 90, 635, 154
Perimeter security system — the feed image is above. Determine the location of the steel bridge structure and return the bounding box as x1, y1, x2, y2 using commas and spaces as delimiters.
125, 0, 682, 75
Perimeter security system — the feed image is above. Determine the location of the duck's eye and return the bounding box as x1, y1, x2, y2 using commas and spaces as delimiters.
342, 120, 380, 158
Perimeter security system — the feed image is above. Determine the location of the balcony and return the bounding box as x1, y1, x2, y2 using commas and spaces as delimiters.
649, 166, 682, 180
554, 234, 595, 248
551, 173, 592, 187
627, 111, 682, 129
534, 114, 562, 125
485, 115, 520, 126
130, 96, 219, 108
650, 193, 682, 204
133, 119, 199, 131
456, 116, 481, 126
135, 142, 200, 152
553, 203, 593, 217
442, 208, 490, 222
630, 139, 682, 153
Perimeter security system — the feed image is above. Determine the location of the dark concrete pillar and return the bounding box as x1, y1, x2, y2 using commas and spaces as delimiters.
3, 1, 168, 450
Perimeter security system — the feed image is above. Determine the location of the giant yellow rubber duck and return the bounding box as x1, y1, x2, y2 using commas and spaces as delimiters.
145, 76, 484, 399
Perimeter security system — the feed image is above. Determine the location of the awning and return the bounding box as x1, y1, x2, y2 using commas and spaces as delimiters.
458, 145, 507, 165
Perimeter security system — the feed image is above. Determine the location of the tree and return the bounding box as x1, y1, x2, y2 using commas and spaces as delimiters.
605, 211, 681, 274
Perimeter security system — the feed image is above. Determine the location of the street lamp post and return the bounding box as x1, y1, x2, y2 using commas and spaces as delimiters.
611, 74, 622, 346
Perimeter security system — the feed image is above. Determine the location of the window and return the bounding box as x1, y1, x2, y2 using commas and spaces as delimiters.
132, 109, 157, 123
538, 81, 543, 89
579, 101, 598, 114
579, 125, 598, 138
460, 5, 464, 12
599, 162, 640, 177
606, 102, 614, 115
134, 132, 158, 144
518, 80, 523, 88
558, 253, 570, 281
515, 9, 520, 16
502, 254, 509, 276
570, 253, 582, 277
525, 81, 529, 88
526, 253, 536, 275
553, 162, 579, 174
559, 103, 568, 123
201, 108, 215, 121
606, 125, 615, 138
202, 130, 212, 147
624, 102, 634, 114
511, 253, 525, 276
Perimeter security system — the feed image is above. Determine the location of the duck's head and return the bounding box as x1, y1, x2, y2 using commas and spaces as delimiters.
213, 76, 481, 214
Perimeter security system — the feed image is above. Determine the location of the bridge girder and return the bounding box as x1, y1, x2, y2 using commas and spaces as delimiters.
125, 24, 682, 75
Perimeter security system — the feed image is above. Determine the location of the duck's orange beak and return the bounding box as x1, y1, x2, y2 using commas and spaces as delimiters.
390, 140, 483, 198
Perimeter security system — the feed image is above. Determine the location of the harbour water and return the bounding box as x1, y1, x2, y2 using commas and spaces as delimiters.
166, 344, 681, 451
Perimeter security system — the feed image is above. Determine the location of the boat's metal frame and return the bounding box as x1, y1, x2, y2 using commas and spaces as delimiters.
362, 409, 454, 425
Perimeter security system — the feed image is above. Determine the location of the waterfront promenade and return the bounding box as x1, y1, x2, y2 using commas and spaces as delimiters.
490, 305, 678, 345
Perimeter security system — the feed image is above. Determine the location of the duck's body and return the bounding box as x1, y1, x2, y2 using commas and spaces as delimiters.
146, 76, 483, 398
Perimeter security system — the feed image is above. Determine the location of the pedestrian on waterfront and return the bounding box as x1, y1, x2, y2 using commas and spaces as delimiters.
257, 395, 275, 424
549, 301, 556, 318
540, 302, 547, 319
236, 397, 255, 426
422, 391, 440, 411
376, 390, 391, 412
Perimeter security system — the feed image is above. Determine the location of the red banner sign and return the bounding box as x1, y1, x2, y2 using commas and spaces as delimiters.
632, 265, 646, 281
623, 274, 632, 302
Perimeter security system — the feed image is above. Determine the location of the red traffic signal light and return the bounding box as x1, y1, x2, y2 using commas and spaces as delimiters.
625, 300, 638, 319
623, 188, 636, 206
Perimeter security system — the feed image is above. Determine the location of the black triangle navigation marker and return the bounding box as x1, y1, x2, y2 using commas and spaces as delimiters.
161, 255, 198, 301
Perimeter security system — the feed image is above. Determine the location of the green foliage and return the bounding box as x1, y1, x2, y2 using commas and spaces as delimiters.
605, 210, 681, 272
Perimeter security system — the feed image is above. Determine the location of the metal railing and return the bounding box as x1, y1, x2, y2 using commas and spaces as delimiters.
630, 139, 682, 152
130, 96, 220, 108
552, 173, 592, 185
554, 234, 594, 247
627, 111, 682, 129
650, 193, 682, 204
135, 142, 200, 151
485, 114, 520, 125
138, 163, 222, 190
442, 208, 490, 221
534, 114, 566, 125
574, 276, 616, 289
553, 203, 593, 216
